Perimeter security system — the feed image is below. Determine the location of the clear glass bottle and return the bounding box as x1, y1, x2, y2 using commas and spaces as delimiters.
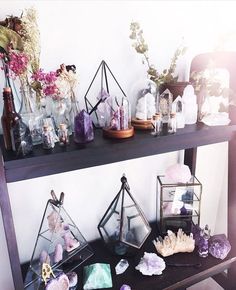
42, 125, 55, 149
168, 113, 177, 134
58, 123, 69, 146
151, 113, 163, 136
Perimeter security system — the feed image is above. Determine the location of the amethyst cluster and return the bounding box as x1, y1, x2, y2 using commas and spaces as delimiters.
192, 224, 231, 260
209, 234, 231, 260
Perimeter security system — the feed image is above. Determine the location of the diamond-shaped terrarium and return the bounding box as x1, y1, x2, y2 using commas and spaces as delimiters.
24, 191, 93, 289
98, 175, 151, 256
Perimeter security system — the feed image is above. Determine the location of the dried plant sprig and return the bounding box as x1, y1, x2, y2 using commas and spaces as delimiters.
20, 7, 40, 73
130, 21, 187, 86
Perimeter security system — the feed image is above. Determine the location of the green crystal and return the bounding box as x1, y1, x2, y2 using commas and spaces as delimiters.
83, 263, 113, 289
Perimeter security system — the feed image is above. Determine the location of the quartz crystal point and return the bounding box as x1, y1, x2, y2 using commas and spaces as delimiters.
153, 229, 195, 257
115, 259, 129, 274
74, 109, 94, 143
53, 243, 63, 263
135, 252, 166, 276
209, 234, 231, 260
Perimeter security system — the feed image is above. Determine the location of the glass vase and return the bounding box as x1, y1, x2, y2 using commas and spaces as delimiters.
18, 78, 44, 145
51, 98, 71, 135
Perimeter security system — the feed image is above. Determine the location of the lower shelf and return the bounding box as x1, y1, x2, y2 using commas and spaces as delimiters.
21, 224, 236, 290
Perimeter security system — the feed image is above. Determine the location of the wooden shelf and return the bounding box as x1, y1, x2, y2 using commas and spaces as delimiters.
1, 123, 236, 183
21, 223, 236, 290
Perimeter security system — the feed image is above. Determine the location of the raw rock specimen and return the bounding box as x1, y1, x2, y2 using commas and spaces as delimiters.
62, 231, 80, 252
209, 234, 231, 260
165, 163, 191, 183
66, 271, 78, 288
153, 229, 195, 257
135, 252, 166, 276
120, 284, 131, 290
47, 210, 63, 233
45, 272, 69, 290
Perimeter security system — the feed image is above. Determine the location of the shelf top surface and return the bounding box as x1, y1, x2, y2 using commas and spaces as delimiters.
1, 123, 236, 183
21, 223, 236, 290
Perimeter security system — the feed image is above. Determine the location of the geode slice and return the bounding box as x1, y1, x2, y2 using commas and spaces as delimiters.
209, 234, 231, 260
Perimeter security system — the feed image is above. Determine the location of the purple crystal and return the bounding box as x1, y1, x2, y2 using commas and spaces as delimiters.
180, 205, 187, 215
74, 109, 94, 143
209, 234, 231, 260
198, 235, 209, 257
120, 285, 131, 290
192, 224, 202, 246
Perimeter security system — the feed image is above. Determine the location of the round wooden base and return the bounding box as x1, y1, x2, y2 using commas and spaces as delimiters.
103, 126, 134, 139
131, 118, 153, 130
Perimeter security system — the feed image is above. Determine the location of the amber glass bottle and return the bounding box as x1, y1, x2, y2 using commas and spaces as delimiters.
1, 87, 33, 155
1, 87, 21, 150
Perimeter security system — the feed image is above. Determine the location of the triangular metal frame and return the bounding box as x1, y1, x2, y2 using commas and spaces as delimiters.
84, 60, 127, 128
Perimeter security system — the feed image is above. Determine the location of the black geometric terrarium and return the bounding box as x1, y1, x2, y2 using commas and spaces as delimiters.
24, 191, 93, 289
98, 175, 151, 256
84, 60, 134, 138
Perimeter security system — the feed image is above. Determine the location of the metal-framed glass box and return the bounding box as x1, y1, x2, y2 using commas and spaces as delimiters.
157, 175, 202, 235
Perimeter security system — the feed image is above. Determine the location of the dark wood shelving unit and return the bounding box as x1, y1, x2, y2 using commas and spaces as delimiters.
1, 122, 236, 289
1, 123, 236, 182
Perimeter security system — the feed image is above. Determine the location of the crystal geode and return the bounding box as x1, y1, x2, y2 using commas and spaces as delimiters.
209, 234, 231, 260
135, 252, 166, 276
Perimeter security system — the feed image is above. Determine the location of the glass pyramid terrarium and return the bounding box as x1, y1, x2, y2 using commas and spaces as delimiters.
24, 191, 93, 289
98, 175, 151, 256
84, 60, 134, 138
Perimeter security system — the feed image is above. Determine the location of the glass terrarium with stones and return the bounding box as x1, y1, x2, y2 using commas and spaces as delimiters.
98, 174, 151, 256
157, 175, 202, 235
24, 191, 93, 289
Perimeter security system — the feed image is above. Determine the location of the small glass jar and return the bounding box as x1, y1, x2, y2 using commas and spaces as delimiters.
42, 125, 55, 149
168, 113, 177, 134
58, 123, 69, 146
151, 113, 163, 136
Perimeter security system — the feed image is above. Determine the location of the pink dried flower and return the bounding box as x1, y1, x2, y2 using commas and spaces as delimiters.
31, 68, 45, 82
8, 51, 29, 77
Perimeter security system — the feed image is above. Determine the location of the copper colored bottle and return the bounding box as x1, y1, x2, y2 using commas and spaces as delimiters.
1, 87, 21, 150
1, 87, 33, 155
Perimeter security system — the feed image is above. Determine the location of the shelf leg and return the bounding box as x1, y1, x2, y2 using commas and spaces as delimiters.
228, 132, 236, 285
0, 150, 24, 290
184, 148, 197, 175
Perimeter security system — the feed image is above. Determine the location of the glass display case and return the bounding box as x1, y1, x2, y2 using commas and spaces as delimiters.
156, 175, 202, 235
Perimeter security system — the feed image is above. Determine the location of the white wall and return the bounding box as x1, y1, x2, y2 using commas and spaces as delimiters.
0, 1, 234, 289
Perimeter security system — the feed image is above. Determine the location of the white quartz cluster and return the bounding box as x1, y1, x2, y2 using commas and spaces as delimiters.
135, 252, 166, 276
135, 93, 156, 120
153, 229, 195, 257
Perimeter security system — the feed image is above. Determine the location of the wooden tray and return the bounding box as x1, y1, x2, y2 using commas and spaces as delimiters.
103, 126, 134, 139
131, 118, 153, 130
